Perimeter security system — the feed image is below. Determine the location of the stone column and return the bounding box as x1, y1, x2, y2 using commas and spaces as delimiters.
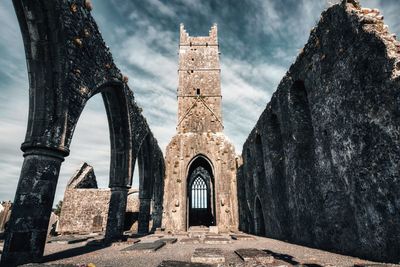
151, 204, 162, 232
0, 147, 65, 267
137, 198, 152, 234
105, 187, 128, 241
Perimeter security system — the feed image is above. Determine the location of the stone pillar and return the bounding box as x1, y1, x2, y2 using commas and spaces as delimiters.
105, 187, 128, 241
137, 198, 151, 234
0, 147, 65, 267
151, 204, 162, 232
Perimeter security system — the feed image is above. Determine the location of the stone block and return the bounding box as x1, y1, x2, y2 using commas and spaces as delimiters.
203, 237, 231, 244
235, 248, 274, 264
208, 226, 218, 234
121, 241, 165, 252
158, 238, 177, 244
191, 248, 225, 264
179, 238, 201, 244
230, 234, 255, 240
158, 261, 213, 267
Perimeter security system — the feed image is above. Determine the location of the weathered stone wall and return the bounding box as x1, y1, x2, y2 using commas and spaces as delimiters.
58, 164, 142, 234
238, 0, 400, 263
58, 189, 110, 234
0, 201, 12, 232
163, 133, 238, 232
2, 0, 164, 264
58, 189, 142, 234
163, 25, 238, 233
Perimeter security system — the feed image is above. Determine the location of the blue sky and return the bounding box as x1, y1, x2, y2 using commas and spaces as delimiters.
0, 0, 399, 204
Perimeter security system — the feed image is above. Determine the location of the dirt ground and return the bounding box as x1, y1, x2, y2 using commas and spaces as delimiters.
3, 232, 395, 267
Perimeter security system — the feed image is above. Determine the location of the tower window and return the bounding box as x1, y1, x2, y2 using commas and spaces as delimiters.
196, 89, 201, 95
191, 70, 194, 73
192, 58, 194, 61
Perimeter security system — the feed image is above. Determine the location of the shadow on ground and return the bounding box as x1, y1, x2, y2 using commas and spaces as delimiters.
263, 249, 323, 267
41, 240, 110, 263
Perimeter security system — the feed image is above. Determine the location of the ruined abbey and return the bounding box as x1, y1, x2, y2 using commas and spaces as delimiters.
0, 0, 400, 266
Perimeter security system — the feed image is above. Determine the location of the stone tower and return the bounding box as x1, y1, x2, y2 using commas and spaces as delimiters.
162, 24, 239, 233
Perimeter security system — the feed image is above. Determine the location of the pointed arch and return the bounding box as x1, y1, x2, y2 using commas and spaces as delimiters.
186, 154, 216, 228
254, 196, 266, 236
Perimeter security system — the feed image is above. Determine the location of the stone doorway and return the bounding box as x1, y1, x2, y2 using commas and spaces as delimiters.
187, 156, 215, 228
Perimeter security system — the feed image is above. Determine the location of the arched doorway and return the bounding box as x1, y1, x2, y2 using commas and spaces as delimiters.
254, 197, 266, 236
187, 155, 215, 228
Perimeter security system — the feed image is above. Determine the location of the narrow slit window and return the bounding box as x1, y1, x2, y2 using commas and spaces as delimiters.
196, 89, 200, 95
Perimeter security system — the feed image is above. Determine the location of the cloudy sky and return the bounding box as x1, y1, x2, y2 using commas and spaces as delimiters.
0, 0, 399, 205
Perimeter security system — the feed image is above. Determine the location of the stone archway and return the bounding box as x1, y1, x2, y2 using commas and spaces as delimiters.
136, 133, 165, 234
1, 1, 162, 265
186, 155, 216, 228
254, 196, 265, 236
137, 134, 154, 234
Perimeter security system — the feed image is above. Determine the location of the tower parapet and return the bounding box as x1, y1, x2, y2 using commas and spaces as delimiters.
179, 23, 218, 46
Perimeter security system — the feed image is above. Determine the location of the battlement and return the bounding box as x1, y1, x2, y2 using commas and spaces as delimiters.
180, 23, 218, 46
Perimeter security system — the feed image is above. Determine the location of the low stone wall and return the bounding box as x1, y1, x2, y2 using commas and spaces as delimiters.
238, 0, 400, 263
58, 189, 141, 234
58, 189, 111, 234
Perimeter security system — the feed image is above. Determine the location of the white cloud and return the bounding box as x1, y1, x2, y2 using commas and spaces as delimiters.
148, 0, 176, 17
220, 57, 286, 152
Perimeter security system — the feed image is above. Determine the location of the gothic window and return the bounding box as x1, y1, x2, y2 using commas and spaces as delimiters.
191, 176, 207, 209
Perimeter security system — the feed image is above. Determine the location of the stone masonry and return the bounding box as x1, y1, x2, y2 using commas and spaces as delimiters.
237, 0, 400, 263
0, 201, 12, 233
1, 1, 164, 266
58, 163, 141, 234
162, 24, 239, 233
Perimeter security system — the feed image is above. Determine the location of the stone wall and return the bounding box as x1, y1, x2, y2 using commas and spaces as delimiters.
238, 0, 400, 263
58, 163, 141, 234
58, 189, 110, 234
0, 201, 12, 232
163, 133, 238, 232
58, 189, 141, 234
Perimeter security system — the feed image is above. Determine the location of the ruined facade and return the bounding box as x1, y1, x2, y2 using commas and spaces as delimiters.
58, 163, 140, 234
58, 161, 162, 235
162, 24, 239, 233
1, 1, 164, 266
237, 0, 400, 263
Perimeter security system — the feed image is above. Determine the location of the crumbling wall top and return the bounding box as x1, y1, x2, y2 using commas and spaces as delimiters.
289, 0, 400, 81
180, 23, 218, 46
67, 162, 98, 189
